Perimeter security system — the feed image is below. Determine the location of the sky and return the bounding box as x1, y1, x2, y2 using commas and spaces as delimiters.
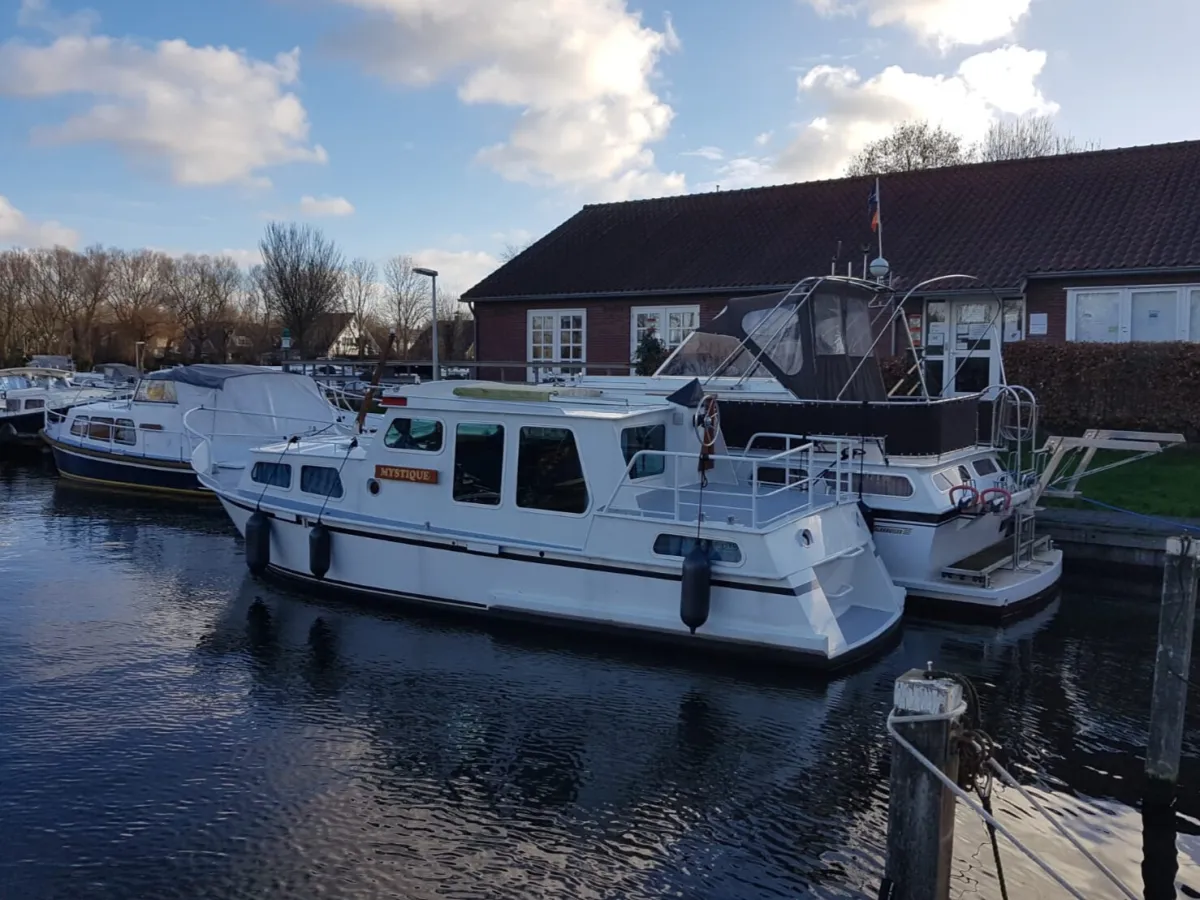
1, 0, 1198, 296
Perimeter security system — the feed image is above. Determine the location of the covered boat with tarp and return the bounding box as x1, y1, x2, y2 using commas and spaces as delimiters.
42, 364, 353, 497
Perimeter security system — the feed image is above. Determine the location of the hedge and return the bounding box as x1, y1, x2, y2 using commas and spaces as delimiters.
880, 342, 1200, 439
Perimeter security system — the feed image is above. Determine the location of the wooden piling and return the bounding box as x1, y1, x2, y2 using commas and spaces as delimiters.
884, 669, 963, 900
1146, 534, 1198, 807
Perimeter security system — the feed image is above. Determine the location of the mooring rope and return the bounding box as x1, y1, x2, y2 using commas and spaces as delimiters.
1075, 495, 1200, 534
886, 677, 1142, 900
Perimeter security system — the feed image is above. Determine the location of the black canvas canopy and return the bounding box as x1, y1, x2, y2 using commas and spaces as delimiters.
663, 277, 888, 402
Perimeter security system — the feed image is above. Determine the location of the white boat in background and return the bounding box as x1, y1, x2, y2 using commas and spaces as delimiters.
43, 364, 357, 497
193, 380, 905, 669
0, 367, 125, 451
565, 273, 1064, 620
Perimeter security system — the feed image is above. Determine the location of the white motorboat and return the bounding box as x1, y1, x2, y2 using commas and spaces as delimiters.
42, 364, 358, 497
0, 367, 125, 451
192, 380, 906, 669
567, 274, 1063, 620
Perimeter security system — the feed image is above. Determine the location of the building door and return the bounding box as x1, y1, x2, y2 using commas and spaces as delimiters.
527, 310, 586, 382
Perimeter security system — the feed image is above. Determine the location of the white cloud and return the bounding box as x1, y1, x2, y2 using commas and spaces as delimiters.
0, 31, 327, 187
0, 195, 78, 247
323, 0, 684, 200
803, 0, 1033, 49
754, 131, 774, 146
682, 146, 725, 161
707, 45, 1056, 188
299, 195, 355, 217
149, 246, 263, 269
17, 0, 99, 35
408, 248, 501, 296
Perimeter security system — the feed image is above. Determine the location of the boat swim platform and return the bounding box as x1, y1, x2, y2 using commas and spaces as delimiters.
941, 535, 1053, 587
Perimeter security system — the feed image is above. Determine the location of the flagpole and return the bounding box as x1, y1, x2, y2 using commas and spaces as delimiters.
875, 176, 883, 262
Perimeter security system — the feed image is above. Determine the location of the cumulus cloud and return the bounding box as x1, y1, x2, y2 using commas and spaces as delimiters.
803, 0, 1033, 48
705, 45, 1056, 189
299, 195, 355, 217
0, 30, 327, 187
408, 248, 501, 296
323, 0, 684, 200
0, 195, 78, 248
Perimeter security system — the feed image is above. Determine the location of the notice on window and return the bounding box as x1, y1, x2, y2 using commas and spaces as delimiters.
1029, 313, 1048, 336
927, 323, 946, 346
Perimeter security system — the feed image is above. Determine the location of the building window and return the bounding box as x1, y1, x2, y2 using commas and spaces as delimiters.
621, 424, 666, 478
301, 465, 345, 499
453, 423, 504, 506
1066, 285, 1200, 342
630, 306, 700, 359
516, 426, 589, 514
653, 534, 742, 564
528, 310, 586, 382
251, 461, 292, 489
384, 417, 444, 452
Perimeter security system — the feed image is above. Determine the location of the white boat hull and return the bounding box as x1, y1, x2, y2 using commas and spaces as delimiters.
215, 494, 904, 670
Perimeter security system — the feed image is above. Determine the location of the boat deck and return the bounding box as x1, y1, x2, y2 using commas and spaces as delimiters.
607, 478, 835, 528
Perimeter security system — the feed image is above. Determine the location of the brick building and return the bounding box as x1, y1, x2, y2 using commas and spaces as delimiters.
463, 140, 1200, 394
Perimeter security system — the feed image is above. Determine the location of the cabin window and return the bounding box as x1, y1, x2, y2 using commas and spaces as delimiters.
134, 380, 178, 403
516, 426, 588, 514
24, 399, 44, 410
114, 418, 137, 446
742, 306, 804, 375
621, 424, 666, 478
973, 458, 998, 476
851, 473, 914, 498
251, 461, 292, 489
70, 416, 88, 436
653, 534, 742, 564
384, 417, 443, 452
4, 400, 18, 413
87, 417, 114, 441
453, 423, 504, 506
301, 465, 345, 499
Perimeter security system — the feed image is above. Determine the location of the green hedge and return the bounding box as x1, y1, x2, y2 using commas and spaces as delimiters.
880, 342, 1200, 438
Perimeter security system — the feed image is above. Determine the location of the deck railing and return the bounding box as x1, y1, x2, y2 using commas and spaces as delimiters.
601, 439, 852, 530
182, 406, 356, 473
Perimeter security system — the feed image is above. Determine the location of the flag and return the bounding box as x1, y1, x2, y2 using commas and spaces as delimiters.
868, 181, 880, 233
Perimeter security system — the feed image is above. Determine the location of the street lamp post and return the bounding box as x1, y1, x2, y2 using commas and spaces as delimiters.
413, 267, 439, 381
135, 341, 146, 373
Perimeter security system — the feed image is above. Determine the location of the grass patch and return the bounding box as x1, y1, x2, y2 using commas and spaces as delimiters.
1043, 445, 1200, 519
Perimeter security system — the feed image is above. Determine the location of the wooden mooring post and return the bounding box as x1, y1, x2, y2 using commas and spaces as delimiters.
883, 669, 963, 900
1146, 534, 1198, 808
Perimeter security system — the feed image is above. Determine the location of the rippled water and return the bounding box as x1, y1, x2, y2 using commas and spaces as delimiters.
1, 460, 1198, 899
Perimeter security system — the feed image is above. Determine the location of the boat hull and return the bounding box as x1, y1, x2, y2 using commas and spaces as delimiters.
44, 434, 209, 498
215, 495, 904, 671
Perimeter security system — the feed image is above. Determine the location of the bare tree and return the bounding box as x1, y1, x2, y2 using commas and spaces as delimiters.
110, 248, 170, 355
342, 257, 379, 358
845, 121, 973, 176
979, 114, 1098, 162
28, 247, 82, 358
383, 254, 429, 360
0, 250, 33, 364
164, 254, 240, 362
258, 222, 344, 357
499, 240, 533, 263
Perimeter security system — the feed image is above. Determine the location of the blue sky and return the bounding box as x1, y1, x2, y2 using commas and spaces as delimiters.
1, 0, 1198, 295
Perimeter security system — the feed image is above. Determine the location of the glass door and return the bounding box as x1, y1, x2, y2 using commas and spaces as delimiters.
946, 300, 1000, 395
528, 311, 586, 382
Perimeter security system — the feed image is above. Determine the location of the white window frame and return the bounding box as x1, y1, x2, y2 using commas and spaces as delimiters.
629, 305, 701, 373
1066, 284, 1200, 342
526, 309, 587, 382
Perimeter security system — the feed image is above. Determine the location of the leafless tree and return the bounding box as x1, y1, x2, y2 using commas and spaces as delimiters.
0, 250, 33, 364
845, 121, 973, 176
383, 254, 430, 359
164, 254, 240, 362
27, 246, 82, 358
342, 257, 379, 358
110, 248, 170, 355
979, 114, 1098, 162
258, 222, 345, 357
499, 240, 533, 263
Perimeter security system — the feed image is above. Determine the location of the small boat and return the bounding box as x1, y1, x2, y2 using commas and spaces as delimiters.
42, 364, 353, 497
193, 379, 906, 669
568, 273, 1063, 620
0, 367, 124, 451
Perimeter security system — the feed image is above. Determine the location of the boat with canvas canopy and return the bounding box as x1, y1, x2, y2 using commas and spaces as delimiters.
192, 378, 905, 669
0, 367, 126, 451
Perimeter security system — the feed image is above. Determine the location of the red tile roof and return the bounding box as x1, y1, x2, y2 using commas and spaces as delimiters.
464, 141, 1200, 301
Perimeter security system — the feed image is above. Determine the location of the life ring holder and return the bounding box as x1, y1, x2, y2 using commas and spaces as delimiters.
979, 487, 1012, 513
949, 484, 980, 511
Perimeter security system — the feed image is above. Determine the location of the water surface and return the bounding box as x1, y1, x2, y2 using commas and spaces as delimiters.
1, 462, 1197, 899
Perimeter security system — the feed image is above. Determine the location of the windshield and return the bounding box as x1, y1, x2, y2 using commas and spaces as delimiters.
655, 331, 770, 379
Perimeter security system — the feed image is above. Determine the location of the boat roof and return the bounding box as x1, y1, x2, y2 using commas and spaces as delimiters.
145, 364, 290, 389
382, 379, 674, 420
0, 367, 73, 378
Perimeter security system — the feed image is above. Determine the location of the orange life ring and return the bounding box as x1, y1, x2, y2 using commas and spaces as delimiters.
699, 395, 720, 451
